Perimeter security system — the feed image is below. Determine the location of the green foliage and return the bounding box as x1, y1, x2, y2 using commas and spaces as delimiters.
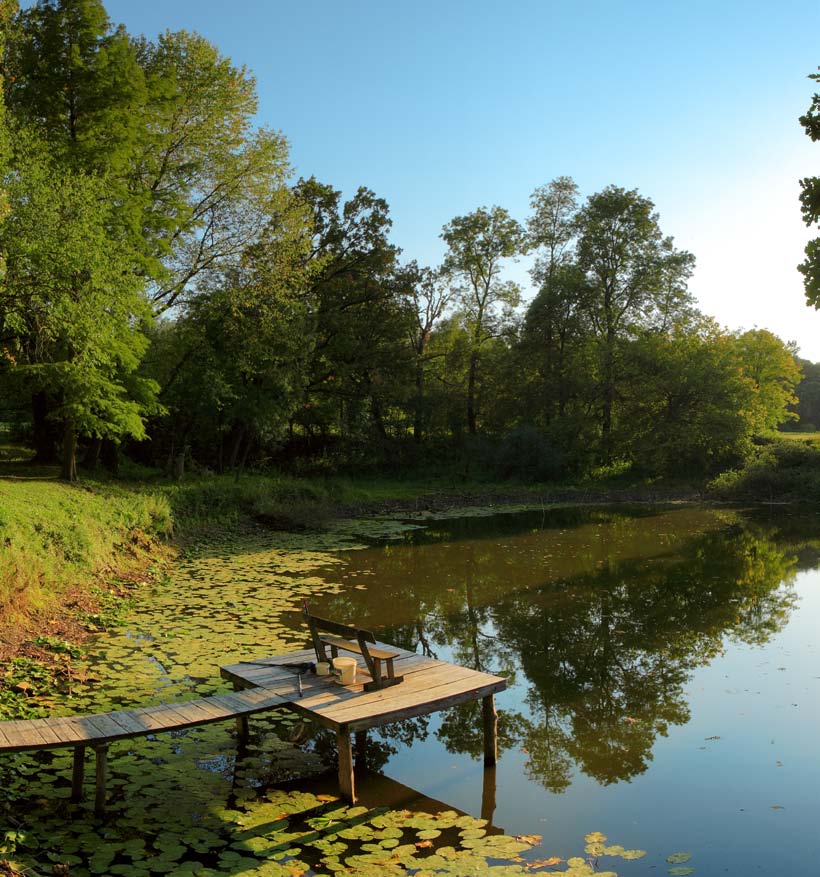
617, 324, 754, 476
786, 358, 820, 429
6, 0, 146, 173
799, 68, 820, 305
731, 329, 801, 431
709, 435, 820, 501
138, 30, 293, 307
0, 130, 159, 479
0, 3, 809, 494
441, 205, 523, 435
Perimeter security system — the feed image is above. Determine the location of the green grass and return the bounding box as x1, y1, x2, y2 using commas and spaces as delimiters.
775, 430, 820, 444
0, 472, 172, 618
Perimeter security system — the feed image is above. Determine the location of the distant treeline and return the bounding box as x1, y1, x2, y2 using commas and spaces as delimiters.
0, 1, 806, 482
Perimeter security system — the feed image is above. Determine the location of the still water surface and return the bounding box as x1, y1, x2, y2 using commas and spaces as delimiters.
308, 506, 820, 874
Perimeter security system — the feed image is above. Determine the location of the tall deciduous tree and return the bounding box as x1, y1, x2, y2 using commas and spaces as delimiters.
618, 322, 757, 474
574, 186, 695, 459
0, 136, 158, 480
293, 178, 407, 445
732, 329, 801, 432
395, 261, 452, 443
441, 206, 523, 434
5, 0, 146, 173
135, 30, 292, 308
523, 178, 590, 427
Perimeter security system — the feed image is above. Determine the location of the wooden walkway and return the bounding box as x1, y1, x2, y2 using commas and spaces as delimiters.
0, 642, 505, 816
221, 643, 506, 803
0, 687, 290, 816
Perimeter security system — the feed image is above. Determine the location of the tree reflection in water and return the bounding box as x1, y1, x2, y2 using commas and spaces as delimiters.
310, 507, 799, 795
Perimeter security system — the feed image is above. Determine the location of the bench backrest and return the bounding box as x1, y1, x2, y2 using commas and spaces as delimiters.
302, 602, 378, 676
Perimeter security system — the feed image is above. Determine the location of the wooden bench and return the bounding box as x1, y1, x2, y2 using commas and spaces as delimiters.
0, 686, 292, 818
303, 603, 403, 692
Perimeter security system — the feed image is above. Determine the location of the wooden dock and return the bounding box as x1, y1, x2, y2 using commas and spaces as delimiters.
0, 642, 505, 816
221, 643, 506, 803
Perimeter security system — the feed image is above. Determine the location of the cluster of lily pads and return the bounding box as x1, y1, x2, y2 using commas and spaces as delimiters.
0, 516, 681, 876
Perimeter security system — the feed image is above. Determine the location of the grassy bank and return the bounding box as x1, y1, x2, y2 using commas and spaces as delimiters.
0, 476, 173, 620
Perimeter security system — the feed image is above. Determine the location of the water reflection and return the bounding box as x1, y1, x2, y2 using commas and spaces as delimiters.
310, 507, 799, 792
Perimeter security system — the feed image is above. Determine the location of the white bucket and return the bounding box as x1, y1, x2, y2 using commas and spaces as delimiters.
332, 656, 357, 685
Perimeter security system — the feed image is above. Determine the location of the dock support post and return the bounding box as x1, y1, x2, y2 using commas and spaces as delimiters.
232, 681, 250, 746
93, 743, 108, 818
71, 746, 85, 802
482, 694, 497, 766
337, 725, 356, 803
236, 715, 249, 747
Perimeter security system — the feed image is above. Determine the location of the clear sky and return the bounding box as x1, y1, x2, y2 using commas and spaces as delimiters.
100, 0, 820, 358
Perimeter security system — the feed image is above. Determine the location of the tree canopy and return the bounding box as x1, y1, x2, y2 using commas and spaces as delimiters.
0, 1, 808, 483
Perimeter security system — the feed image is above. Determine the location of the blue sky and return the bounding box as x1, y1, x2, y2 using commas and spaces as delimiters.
101, 0, 820, 357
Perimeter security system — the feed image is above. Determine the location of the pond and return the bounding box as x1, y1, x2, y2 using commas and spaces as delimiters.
2, 504, 819, 876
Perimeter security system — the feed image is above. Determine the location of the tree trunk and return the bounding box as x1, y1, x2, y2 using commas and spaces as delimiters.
31, 392, 59, 463
234, 434, 253, 483
467, 350, 479, 435
60, 422, 78, 482
601, 338, 614, 464
413, 356, 425, 444
226, 422, 246, 471
371, 396, 388, 440
601, 292, 615, 463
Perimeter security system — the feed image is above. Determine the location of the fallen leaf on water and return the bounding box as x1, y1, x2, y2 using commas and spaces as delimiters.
529, 856, 563, 869
414, 840, 434, 849
515, 834, 543, 846
770, 805, 785, 810
704, 735, 720, 740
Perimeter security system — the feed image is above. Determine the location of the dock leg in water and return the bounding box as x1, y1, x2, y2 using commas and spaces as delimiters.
232, 682, 250, 746
337, 725, 356, 802
93, 743, 108, 818
236, 715, 249, 746
482, 694, 498, 766
71, 745, 85, 802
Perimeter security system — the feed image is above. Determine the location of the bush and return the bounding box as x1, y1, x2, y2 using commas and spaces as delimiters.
493, 426, 564, 483
709, 437, 820, 501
